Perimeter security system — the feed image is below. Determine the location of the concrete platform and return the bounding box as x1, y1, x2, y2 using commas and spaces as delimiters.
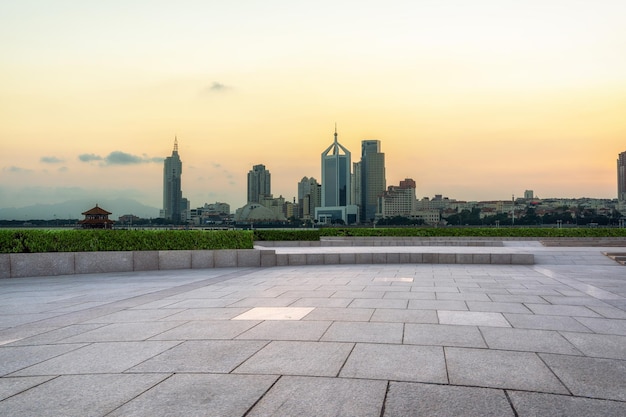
0, 242, 625, 416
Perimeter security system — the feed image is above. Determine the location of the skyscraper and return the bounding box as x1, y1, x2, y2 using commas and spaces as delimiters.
618, 151, 626, 203
162, 137, 183, 221
357, 139, 386, 223
247, 164, 271, 203
321, 127, 351, 207
298, 176, 321, 220
316, 126, 358, 224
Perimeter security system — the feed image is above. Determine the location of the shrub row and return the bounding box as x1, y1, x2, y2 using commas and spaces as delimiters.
319, 227, 626, 238
0, 230, 254, 253
253, 229, 320, 241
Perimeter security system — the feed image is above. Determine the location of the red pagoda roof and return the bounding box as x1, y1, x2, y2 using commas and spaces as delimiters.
82, 204, 112, 215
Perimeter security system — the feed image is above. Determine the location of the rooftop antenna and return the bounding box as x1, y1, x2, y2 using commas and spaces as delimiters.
173, 136, 179, 153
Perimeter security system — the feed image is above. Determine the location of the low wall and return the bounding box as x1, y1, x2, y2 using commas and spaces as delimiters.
0, 248, 534, 279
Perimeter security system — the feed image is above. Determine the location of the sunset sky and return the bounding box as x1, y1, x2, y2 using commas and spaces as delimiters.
2, 0, 625, 214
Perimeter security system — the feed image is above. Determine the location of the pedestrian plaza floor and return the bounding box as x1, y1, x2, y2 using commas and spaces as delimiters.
0, 243, 625, 416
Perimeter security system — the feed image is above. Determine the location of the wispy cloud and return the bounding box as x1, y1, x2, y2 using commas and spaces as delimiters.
3, 166, 32, 173
201, 81, 232, 96
78, 151, 163, 166
78, 153, 103, 162
40, 156, 64, 164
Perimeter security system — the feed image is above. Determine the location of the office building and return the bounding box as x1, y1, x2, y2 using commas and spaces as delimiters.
316, 126, 358, 224
298, 177, 321, 220
357, 140, 386, 223
247, 164, 271, 203
618, 151, 626, 203
162, 137, 185, 221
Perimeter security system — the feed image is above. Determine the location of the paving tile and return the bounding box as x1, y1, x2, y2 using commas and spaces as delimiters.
83, 309, 184, 323
0, 376, 54, 400
160, 307, 249, 321
407, 299, 468, 310
340, 343, 447, 383
321, 322, 404, 343
404, 323, 487, 348
480, 327, 581, 355
0, 344, 86, 376
466, 301, 532, 314
0, 374, 168, 417
540, 353, 626, 401
384, 382, 514, 417
524, 304, 601, 317
235, 320, 331, 341
508, 391, 626, 417
560, 332, 626, 359
109, 374, 278, 417
445, 347, 568, 393
11, 341, 180, 376
233, 341, 353, 377
383, 291, 436, 300
301, 307, 374, 322
369, 308, 438, 324
247, 375, 386, 417
438, 310, 510, 327
573, 317, 626, 335
150, 320, 259, 340
227, 297, 300, 307
331, 291, 385, 299
436, 292, 491, 301
290, 297, 353, 307
5, 324, 106, 346
504, 313, 592, 332
128, 340, 267, 373
348, 298, 408, 309
60, 321, 185, 343
232, 307, 314, 321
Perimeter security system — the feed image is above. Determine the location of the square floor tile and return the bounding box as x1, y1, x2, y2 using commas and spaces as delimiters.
340, 343, 447, 383
540, 354, 626, 401
438, 311, 510, 327
233, 341, 353, 377
232, 307, 314, 321
247, 375, 386, 417
384, 382, 514, 417
446, 347, 568, 393
508, 391, 626, 416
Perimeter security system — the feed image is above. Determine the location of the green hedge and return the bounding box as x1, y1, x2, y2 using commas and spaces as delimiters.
0, 230, 254, 253
319, 227, 626, 238
253, 229, 320, 241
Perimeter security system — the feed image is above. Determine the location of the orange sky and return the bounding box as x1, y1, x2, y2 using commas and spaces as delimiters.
1, 1, 625, 213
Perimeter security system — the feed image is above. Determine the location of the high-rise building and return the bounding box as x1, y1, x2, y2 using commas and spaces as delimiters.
298, 176, 321, 219
357, 139, 386, 223
316, 126, 358, 224
377, 178, 417, 218
162, 137, 184, 221
321, 127, 351, 207
618, 151, 626, 203
247, 164, 271, 203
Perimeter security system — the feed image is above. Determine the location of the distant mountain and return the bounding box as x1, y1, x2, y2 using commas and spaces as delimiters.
0, 198, 160, 220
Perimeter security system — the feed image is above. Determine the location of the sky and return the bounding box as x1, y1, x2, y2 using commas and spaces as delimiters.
1, 0, 625, 213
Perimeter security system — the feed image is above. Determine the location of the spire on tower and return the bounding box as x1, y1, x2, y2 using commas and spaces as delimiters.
173, 136, 178, 153
334, 123, 338, 142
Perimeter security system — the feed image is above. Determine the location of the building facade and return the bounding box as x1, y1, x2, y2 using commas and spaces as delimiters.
618, 151, 626, 203
357, 140, 386, 223
298, 176, 321, 220
247, 164, 271, 203
316, 127, 358, 224
162, 138, 185, 221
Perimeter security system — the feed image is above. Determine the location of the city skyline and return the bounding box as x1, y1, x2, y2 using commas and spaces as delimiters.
2, 1, 625, 211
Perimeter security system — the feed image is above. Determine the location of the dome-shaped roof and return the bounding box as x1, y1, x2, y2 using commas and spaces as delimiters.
235, 203, 286, 222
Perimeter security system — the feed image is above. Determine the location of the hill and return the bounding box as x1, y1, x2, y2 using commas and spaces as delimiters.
0, 198, 160, 220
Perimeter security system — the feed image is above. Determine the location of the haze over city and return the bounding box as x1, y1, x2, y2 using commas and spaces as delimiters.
2, 1, 625, 213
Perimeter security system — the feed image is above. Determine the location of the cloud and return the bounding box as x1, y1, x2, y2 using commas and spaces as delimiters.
79, 153, 103, 162
40, 156, 64, 164
78, 151, 163, 165
3, 166, 32, 173
201, 82, 232, 95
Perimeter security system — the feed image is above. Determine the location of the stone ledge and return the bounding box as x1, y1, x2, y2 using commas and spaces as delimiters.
0, 248, 534, 278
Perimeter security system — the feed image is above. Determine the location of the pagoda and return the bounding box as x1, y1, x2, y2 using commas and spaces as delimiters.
78, 204, 115, 229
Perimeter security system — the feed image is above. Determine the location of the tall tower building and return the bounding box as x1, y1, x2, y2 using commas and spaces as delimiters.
298, 176, 321, 219
247, 164, 271, 203
162, 137, 183, 221
358, 140, 386, 223
321, 126, 351, 207
618, 151, 626, 202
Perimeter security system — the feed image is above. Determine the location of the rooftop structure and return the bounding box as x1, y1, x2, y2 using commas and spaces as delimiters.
77, 204, 114, 229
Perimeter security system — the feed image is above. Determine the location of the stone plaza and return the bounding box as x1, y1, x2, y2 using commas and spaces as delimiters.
1, 241, 625, 416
